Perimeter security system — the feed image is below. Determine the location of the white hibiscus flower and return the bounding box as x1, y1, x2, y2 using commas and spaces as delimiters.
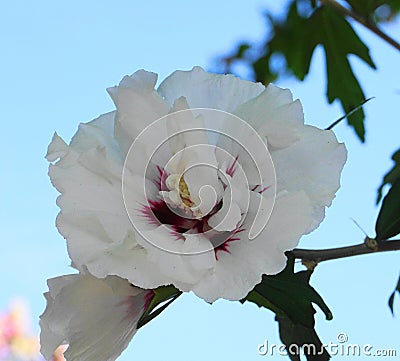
46, 66, 346, 303
40, 273, 153, 361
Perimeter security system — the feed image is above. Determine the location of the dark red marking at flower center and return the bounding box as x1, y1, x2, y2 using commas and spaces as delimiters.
141, 200, 198, 233
139, 164, 247, 261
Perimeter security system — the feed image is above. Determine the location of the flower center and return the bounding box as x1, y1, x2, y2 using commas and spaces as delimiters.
179, 176, 194, 207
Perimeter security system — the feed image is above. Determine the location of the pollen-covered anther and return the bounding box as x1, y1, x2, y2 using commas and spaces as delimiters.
179, 176, 194, 207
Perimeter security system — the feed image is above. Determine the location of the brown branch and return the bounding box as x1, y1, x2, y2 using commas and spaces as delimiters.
321, 0, 400, 52
291, 237, 400, 263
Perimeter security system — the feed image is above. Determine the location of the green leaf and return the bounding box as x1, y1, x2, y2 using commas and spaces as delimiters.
137, 285, 181, 329
235, 43, 250, 58
375, 180, 400, 240
243, 255, 332, 360
311, 6, 376, 141
218, 1, 378, 141
277, 316, 331, 361
377, 149, 400, 203
253, 54, 277, 84
376, 149, 400, 240
385, 0, 400, 17
388, 274, 400, 315
259, 3, 375, 141
267, 2, 319, 81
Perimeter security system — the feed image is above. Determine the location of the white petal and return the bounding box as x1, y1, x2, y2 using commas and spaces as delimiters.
58, 213, 170, 289
235, 85, 304, 149
46, 113, 171, 288
272, 125, 347, 231
191, 190, 313, 303
49, 113, 124, 217
70, 112, 119, 155
51, 148, 131, 242
252, 190, 314, 251
215, 117, 276, 189
166, 97, 189, 154
138, 226, 214, 285
183, 156, 220, 214
158, 66, 264, 112
46, 133, 68, 162
247, 189, 275, 239
40, 273, 152, 361
107, 70, 170, 156
166, 97, 218, 150
207, 200, 241, 232
182, 234, 216, 271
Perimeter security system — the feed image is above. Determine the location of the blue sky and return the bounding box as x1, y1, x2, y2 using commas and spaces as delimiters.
1, 1, 399, 360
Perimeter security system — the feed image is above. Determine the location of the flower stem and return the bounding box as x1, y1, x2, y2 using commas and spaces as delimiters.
290, 237, 400, 263
321, 0, 400, 52
137, 285, 182, 329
